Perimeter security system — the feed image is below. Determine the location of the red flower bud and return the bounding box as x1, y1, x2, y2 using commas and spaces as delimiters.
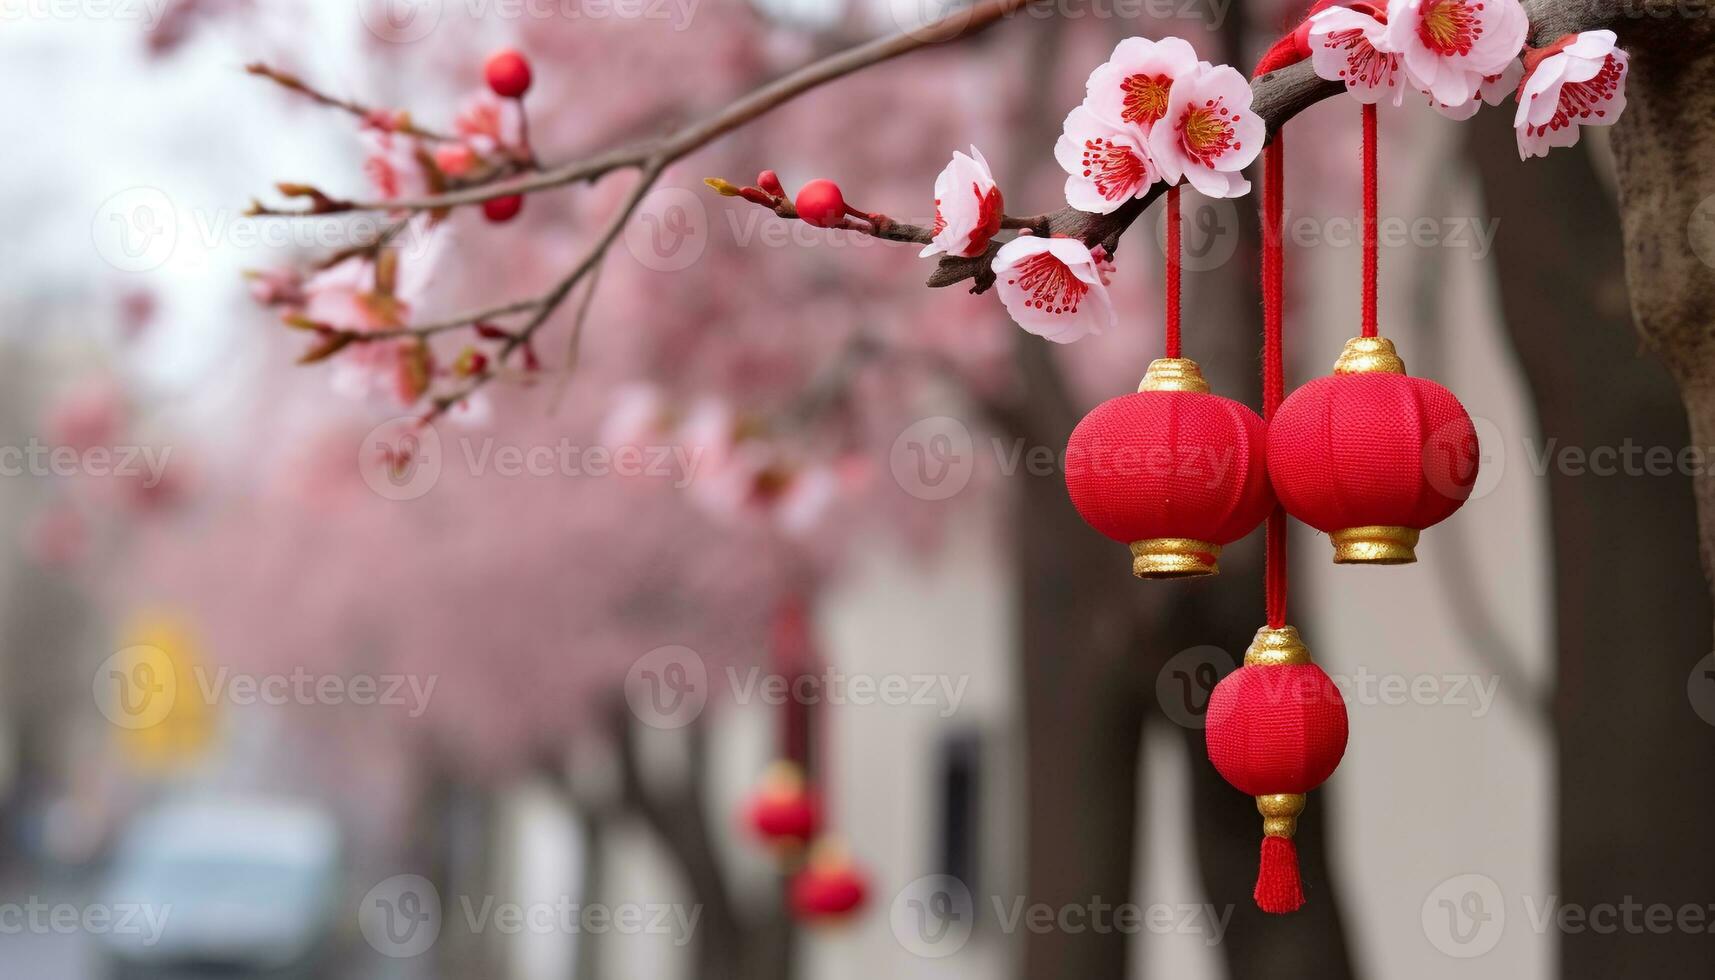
757, 170, 785, 197
474, 322, 511, 340
483, 194, 524, 223
434, 143, 477, 178
794, 179, 847, 229
484, 48, 533, 99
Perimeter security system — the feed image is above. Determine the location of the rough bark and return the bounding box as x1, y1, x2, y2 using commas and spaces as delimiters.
1472, 90, 1715, 977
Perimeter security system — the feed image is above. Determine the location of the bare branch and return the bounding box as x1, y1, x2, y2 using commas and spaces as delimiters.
251, 0, 1044, 217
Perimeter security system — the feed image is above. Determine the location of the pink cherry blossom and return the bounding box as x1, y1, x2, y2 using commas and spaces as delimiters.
1055, 106, 1157, 215
1428, 59, 1523, 119
362, 130, 430, 202
454, 94, 524, 155
1382, 0, 1528, 107
600, 383, 676, 447
302, 221, 446, 407
246, 266, 306, 307
1146, 62, 1263, 198
1515, 31, 1629, 159
920, 146, 1004, 259
991, 235, 1117, 344
1084, 35, 1200, 134
1308, 4, 1405, 105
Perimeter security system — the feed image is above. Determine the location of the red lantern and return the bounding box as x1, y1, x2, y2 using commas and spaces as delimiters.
743, 761, 820, 852
789, 839, 869, 924
1205, 626, 1348, 913
1065, 358, 1274, 578
1267, 336, 1478, 563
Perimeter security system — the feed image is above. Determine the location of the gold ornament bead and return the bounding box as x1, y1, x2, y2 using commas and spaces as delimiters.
1330, 525, 1419, 564
1332, 336, 1407, 375
1256, 793, 1307, 839
1244, 625, 1312, 666
1130, 538, 1221, 578
1137, 358, 1212, 393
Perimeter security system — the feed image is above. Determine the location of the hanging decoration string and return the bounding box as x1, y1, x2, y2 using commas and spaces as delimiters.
1361, 103, 1378, 339
1261, 136, 1287, 629
1165, 184, 1183, 358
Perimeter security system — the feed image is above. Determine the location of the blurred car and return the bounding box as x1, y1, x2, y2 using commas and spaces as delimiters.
95, 796, 342, 979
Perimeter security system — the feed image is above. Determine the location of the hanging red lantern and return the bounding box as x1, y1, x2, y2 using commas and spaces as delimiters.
743, 760, 820, 852
1205, 626, 1348, 913
789, 838, 869, 924
1065, 357, 1274, 578
1266, 336, 1478, 563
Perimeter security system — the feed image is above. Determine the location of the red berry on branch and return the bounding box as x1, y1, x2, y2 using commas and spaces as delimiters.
794, 179, 847, 228
483, 194, 524, 223
757, 170, 785, 197
484, 48, 533, 98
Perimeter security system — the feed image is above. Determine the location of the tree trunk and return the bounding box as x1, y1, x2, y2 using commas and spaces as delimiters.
1471, 77, 1715, 977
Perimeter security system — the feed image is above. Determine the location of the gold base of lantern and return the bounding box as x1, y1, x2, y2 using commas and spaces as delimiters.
1244, 626, 1312, 666
1137, 358, 1211, 393
1130, 538, 1220, 578
1332, 336, 1407, 375
1257, 793, 1306, 839
1331, 525, 1419, 564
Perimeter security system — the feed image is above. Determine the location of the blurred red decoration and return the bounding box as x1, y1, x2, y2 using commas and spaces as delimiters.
1267, 336, 1478, 564
789, 840, 869, 924
1205, 626, 1348, 913
744, 761, 820, 851
794, 179, 847, 229
1064, 357, 1273, 578
483, 194, 524, 223
484, 48, 533, 98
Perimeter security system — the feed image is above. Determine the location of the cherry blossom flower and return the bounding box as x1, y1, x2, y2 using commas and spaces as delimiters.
1147, 62, 1264, 198
1084, 35, 1201, 134
600, 383, 677, 447
991, 235, 1117, 344
454, 94, 524, 155
920, 146, 1004, 259
362, 130, 430, 202
1515, 31, 1629, 159
1428, 60, 1523, 118
302, 221, 446, 407
246, 266, 306, 307
1381, 0, 1528, 107
1055, 106, 1157, 214
1308, 3, 1405, 104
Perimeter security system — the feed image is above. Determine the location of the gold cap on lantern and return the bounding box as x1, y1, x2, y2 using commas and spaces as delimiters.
1137, 358, 1211, 393
1332, 336, 1406, 375
1130, 538, 1221, 579
1257, 793, 1307, 839
1244, 625, 1313, 666
1330, 525, 1419, 564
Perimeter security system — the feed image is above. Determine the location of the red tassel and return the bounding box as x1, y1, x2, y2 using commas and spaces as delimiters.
1254, 836, 1306, 914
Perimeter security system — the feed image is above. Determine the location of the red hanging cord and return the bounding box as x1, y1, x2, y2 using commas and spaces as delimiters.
1261, 136, 1287, 630
1361, 102, 1378, 339
1165, 184, 1183, 359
